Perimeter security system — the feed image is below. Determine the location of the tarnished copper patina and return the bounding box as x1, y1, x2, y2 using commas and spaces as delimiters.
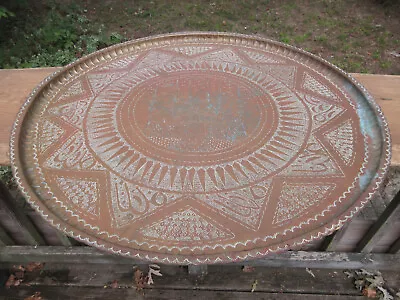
11, 33, 390, 264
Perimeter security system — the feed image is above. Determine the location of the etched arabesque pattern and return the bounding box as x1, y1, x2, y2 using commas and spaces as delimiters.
10, 32, 390, 264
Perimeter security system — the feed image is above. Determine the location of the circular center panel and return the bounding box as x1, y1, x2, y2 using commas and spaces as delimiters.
117, 71, 275, 165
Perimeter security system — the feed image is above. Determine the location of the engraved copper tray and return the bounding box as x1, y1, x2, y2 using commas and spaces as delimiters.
11, 32, 391, 264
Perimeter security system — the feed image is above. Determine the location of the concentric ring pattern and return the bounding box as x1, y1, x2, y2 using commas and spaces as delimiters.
11, 32, 390, 264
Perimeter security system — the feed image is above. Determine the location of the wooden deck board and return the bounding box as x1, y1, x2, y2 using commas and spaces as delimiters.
0, 264, 372, 299
9, 264, 360, 294
0, 68, 399, 166
2, 263, 399, 299
1, 246, 400, 270
0, 288, 367, 299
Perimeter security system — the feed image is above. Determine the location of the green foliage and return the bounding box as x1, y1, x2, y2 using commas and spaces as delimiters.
0, 0, 399, 74
0, 166, 15, 189
0, 6, 15, 19
0, 3, 126, 68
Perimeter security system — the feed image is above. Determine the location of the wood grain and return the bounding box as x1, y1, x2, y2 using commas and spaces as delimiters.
0, 68, 399, 165
1, 246, 400, 270
10, 264, 359, 293
3, 263, 400, 299
0, 288, 366, 300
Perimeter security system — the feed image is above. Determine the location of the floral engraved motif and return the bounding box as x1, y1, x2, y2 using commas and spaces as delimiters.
303, 95, 344, 130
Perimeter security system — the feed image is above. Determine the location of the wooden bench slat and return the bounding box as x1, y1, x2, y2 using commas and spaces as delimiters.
0, 225, 14, 246
1, 246, 400, 270
0, 181, 46, 246
1, 68, 399, 166
0, 287, 367, 300
355, 189, 400, 253
0, 264, 368, 298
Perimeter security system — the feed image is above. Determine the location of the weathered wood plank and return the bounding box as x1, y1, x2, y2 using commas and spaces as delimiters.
320, 223, 351, 252
0, 264, 363, 296
1, 246, 400, 270
0, 68, 398, 166
0, 67, 60, 165
0, 246, 141, 265
388, 236, 400, 254
355, 190, 400, 253
0, 182, 46, 246
0, 287, 366, 300
188, 264, 208, 276
26, 212, 72, 246
0, 225, 14, 246
51, 229, 73, 247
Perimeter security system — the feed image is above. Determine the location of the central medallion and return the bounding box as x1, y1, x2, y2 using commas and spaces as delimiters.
131, 73, 262, 153
86, 60, 310, 192
118, 71, 273, 165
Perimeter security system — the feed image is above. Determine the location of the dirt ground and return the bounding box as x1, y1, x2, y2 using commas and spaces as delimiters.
80, 0, 400, 74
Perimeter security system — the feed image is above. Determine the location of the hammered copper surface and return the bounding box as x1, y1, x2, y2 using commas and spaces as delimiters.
11, 33, 390, 264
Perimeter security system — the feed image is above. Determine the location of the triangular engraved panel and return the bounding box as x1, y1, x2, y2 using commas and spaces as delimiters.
280, 136, 343, 177
260, 65, 296, 87
97, 55, 139, 71
200, 49, 245, 64
198, 182, 271, 230
273, 182, 335, 224
169, 46, 214, 56
324, 120, 355, 165
140, 206, 234, 242
243, 49, 286, 64
135, 51, 174, 69
55, 176, 99, 216
57, 81, 85, 102
38, 119, 65, 153
48, 100, 90, 129
87, 72, 124, 95
45, 132, 104, 171
303, 95, 344, 130
302, 72, 339, 101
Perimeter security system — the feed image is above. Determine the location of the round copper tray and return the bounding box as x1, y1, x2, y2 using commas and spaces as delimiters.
11, 32, 391, 264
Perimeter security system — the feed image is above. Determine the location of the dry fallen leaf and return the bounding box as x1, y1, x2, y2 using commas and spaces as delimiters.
13, 265, 25, 272
5, 274, 23, 288
14, 270, 25, 280
134, 269, 147, 291
24, 292, 42, 300
363, 287, 377, 298
110, 279, 119, 289
377, 286, 394, 300
346, 269, 395, 300
251, 280, 258, 292
306, 268, 316, 278
242, 266, 256, 273
25, 262, 44, 273
147, 264, 162, 285
5, 274, 16, 288
12, 265, 25, 280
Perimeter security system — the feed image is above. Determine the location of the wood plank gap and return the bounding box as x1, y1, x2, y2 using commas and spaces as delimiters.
319, 222, 351, 252
0, 225, 14, 246
0, 181, 46, 245
388, 236, 400, 254
355, 190, 400, 253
